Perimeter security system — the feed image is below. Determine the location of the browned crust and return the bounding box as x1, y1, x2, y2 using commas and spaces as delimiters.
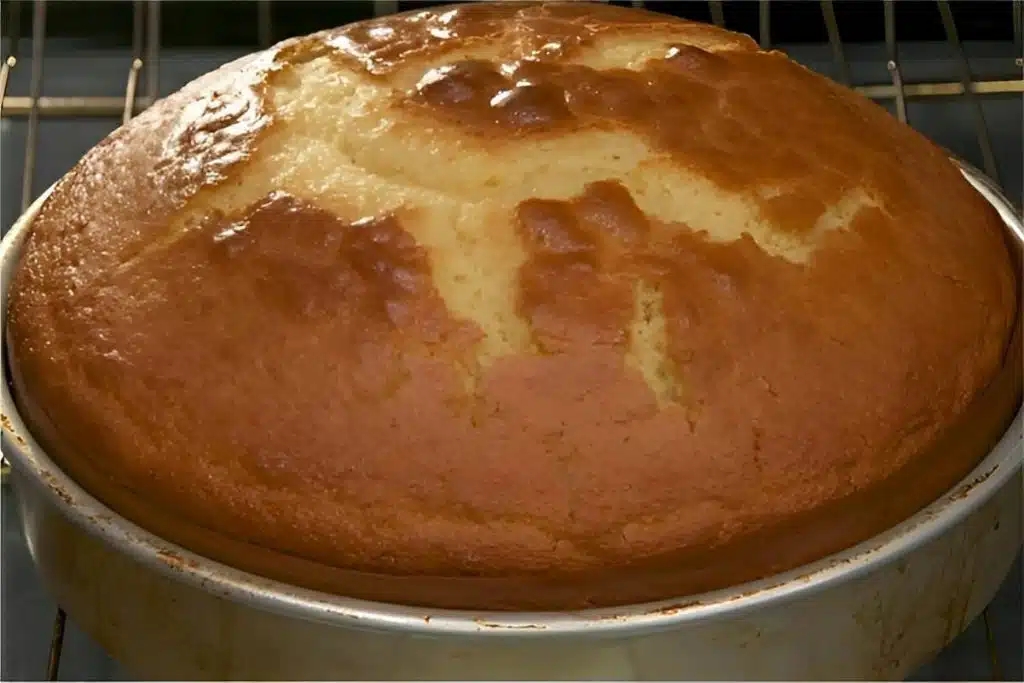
6, 2, 1022, 610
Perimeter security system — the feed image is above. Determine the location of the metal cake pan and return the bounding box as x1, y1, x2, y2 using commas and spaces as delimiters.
1, 161, 1022, 681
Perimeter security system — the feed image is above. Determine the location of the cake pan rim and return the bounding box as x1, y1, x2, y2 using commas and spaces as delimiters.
1, 161, 1021, 637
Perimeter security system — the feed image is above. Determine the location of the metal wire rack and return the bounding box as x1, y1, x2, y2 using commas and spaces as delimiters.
0, 0, 1021, 679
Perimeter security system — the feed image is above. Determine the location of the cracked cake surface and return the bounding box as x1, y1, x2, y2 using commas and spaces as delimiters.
6, 1, 1020, 610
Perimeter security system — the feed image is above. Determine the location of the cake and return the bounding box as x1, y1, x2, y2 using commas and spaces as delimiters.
6, 1, 1021, 611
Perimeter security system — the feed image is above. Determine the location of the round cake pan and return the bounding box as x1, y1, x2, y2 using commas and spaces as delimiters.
1, 161, 1022, 681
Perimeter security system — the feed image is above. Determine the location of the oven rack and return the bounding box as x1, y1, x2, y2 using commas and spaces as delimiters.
1, 0, 1021, 680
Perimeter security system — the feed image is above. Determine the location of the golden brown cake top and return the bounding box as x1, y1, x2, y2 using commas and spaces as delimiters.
7, 2, 1019, 610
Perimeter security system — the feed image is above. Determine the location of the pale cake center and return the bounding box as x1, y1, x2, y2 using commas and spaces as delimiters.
127, 35, 872, 403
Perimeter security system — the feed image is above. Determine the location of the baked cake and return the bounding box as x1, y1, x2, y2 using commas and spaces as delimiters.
7, 1, 1021, 610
